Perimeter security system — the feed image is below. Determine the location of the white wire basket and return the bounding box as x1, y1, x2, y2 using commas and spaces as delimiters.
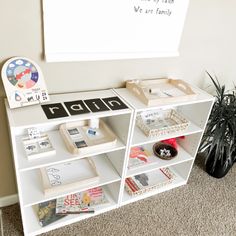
136, 109, 189, 138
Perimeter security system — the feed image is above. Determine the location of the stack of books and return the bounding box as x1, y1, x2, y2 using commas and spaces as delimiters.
37, 186, 109, 227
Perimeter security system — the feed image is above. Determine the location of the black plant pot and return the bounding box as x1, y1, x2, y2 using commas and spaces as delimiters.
205, 149, 234, 178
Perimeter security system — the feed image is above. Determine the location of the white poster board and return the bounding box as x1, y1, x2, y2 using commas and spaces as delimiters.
43, 0, 189, 62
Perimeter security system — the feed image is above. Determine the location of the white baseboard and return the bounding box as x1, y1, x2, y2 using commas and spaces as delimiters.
0, 194, 18, 208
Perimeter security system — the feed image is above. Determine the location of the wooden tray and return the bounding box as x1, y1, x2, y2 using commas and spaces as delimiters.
40, 158, 99, 195
126, 78, 196, 106
59, 119, 117, 155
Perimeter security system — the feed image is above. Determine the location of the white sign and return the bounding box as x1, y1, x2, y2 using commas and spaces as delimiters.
43, 0, 189, 62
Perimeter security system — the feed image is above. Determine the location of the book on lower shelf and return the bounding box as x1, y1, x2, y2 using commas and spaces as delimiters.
40, 158, 99, 195
36, 186, 109, 227
125, 167, 175, 196
56, 186, 109, 214
128, 146, 152, 170
37, 199, 66, 227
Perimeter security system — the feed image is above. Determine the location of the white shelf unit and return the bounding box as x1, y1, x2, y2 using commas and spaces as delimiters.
5, 89, 133, 236
114, 85, 214, 206
5, 85, 214, 236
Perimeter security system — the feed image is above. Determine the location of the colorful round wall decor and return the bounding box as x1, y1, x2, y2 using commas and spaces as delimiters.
1, 57, 50, 109
6, 58, 39, 89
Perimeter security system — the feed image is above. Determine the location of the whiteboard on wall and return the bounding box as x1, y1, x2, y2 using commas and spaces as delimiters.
43, 0, 189, 62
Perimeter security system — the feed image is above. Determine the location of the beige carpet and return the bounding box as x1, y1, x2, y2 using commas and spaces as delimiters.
2, 157, 236, 236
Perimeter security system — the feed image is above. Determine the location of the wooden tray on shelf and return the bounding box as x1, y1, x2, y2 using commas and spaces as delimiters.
40, 158, 99, 195
59, 119, 117, 155
126, 78, 196, 106
125, 167, 175, 196
136, 109, 189, 137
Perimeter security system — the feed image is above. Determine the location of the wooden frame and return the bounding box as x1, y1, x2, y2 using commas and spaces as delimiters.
126, 78, 196, 106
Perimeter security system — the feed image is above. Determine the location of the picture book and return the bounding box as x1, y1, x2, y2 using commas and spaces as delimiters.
128, 146, 151, 169
56, 186, 109, 214
37, 199, 65, 227
125, 168, 175, 196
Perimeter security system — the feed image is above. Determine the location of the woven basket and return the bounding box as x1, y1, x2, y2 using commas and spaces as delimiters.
136, 109, 189, 138
125, 168, 175, 196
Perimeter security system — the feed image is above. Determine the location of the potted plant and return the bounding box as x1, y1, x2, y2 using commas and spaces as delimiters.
199, 72, 236, 178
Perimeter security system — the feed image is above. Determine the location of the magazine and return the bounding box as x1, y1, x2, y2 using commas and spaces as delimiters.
37, 199, 65, 227
56, 186, 109, 214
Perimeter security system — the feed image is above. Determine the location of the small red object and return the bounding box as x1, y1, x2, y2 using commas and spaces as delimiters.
161, 136, 185, 150
16, 68, 31, 80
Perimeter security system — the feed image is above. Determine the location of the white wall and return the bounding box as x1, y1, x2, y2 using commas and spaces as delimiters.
0, 0, 236, 198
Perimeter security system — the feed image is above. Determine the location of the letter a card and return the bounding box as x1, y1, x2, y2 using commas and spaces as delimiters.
64, 100, 90, 115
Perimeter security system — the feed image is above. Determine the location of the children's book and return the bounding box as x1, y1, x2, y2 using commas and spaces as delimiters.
37, 199, 65, 227
128, 146, 152, 169
56, 186, 109, 214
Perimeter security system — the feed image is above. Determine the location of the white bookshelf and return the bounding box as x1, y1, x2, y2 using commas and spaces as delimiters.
5, 89, 133, 236
114, 85, 214, 206
5, 85, 214, 236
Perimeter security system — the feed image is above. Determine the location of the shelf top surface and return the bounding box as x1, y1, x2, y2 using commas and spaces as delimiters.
114, 84, 214, 111
5, 89, 132, 128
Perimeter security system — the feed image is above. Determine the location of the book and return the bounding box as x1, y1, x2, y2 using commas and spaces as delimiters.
128, 146, 151, 169
125, 167, 175, 196
56, 186, 109, 215
37, 199, 65, 227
